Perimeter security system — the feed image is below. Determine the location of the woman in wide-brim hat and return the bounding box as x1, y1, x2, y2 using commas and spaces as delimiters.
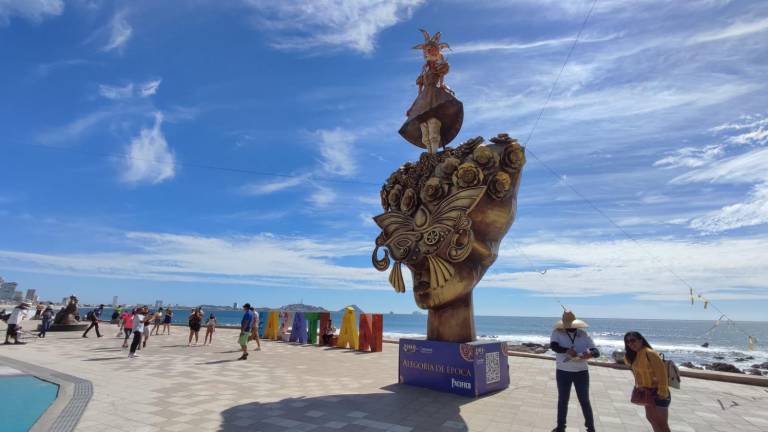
549, 310, 599, 432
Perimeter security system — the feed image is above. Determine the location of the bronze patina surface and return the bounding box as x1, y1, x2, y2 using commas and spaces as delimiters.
372, 134, 525, 342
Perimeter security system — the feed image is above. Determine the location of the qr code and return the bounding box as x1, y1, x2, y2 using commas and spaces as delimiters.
486, 352, 500, 384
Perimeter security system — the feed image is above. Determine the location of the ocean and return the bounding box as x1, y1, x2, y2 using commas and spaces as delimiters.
85, 308, 767, 368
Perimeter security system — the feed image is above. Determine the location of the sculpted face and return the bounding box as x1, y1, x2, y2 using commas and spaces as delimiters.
373, 134, 525, 312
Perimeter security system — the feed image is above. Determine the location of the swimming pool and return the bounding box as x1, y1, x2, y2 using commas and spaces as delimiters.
0, 375, 59, 432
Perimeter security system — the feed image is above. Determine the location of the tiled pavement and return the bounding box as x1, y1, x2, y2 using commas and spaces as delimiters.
1, 326, 767, 432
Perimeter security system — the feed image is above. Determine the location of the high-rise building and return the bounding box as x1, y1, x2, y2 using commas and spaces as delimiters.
155, 300, 163, 309
112, 296, 119, 307
233, 302, 238, 309
13, 291, 23, 301
25, 289, 37, 301
62, 297, 69, 305
1, 282, 18, 300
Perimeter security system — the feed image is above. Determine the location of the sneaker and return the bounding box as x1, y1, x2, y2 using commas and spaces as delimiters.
82, 335, 88, 338
256, 347, 261, 351
14, 341, 26, 345
237, 353, 248, 361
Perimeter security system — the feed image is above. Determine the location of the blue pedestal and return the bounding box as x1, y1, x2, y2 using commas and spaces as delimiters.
398, 338, 510, 397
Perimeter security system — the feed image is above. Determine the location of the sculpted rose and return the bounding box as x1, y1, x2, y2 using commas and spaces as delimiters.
488, 172, 512, 200
421, 177, 447, 204
501, 142, 526, 171
400, 188, 418, 214
388, 184, 403, 209
453, 162, 484, 188
472, 146, 499, 171
436, 157, 460, 180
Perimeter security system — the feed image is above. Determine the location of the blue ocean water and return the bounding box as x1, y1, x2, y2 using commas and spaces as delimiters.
85, 308, 767, 367
0, 376, 58, 432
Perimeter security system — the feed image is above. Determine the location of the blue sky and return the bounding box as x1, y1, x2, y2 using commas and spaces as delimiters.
1, 0, 767, 320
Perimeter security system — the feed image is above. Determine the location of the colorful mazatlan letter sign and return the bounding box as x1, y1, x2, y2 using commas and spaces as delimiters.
257, 309, 383, 352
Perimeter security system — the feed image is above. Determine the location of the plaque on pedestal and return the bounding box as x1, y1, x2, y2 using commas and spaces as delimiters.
398, 338, 509, 397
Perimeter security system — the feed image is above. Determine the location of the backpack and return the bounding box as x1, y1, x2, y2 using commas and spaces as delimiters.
86, 310, 95, 320
660, 353, 681, 389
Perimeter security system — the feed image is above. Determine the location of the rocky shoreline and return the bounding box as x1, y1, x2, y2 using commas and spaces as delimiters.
504, 344, 768, 377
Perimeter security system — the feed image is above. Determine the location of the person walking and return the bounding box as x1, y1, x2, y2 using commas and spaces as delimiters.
82, 304, 104, 338
624, 331, 671, 432
151, 307, 164, 336
549, 310, 599, 432
237, 303, 254, 360
248, 306, 261, 351
187, 307, 202, 346
4, 302, 31, 344
37, 304, 54, 338
121, 308, 134, 348
129, 306, 150, 358
161, 308, 173, 335
203, 313, 216, 345
143, 308, 159, 348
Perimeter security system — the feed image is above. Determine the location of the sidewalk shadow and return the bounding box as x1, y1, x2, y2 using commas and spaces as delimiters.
218, 384, 470, 432
197, 359, 241, 365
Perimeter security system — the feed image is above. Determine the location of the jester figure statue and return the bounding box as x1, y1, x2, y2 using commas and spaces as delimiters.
399, 29, 464, 154
372, 134, 526, 343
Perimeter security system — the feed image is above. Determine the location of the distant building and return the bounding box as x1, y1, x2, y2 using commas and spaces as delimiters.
233, 302, 238, 309
155, 300, 163, 309
25, 289, 37, 301
1, 282, 18, 300
13, 291, 23, 301
62, 297, 69, 305
112, 296, 118, 307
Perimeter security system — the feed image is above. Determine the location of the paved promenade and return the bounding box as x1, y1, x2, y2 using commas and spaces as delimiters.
1, 326, 767, 432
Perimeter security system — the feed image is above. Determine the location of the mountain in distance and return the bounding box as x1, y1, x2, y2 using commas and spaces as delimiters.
280, 303, 327, 312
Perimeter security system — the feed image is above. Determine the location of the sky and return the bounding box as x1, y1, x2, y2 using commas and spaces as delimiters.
1, 0, 767, 321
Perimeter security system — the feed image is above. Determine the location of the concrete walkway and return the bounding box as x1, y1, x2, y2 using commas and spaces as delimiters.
1, 326, 767, 432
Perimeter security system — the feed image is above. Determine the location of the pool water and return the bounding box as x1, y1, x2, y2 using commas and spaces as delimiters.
0, 375, 58, 432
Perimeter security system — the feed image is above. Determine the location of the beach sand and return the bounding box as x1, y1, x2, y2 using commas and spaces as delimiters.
1, 324, 767, 431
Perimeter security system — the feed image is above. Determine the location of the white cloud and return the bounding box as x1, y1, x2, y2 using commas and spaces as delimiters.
140, 79, 162, 97
689, 16, 768, 44
451, 33, 620, 55
121, 112, 176, 185
37, 109, 114, 144
98, 79, 161, 99
654, 144, 724, 169
242, 0, 424, 54
308, 184, 336, 207
240, 174, 311, 196
98, 83, 134, 99
487, 236, 768, 299
689, 183, 768, 233
103, 12, 132, 52
672, 147, 768, 185
0, 231, 385, 290
317, 127, 357, 176
0, 0, 63, 25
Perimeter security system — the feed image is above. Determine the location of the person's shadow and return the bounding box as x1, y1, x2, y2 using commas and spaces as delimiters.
218, 384, 470, 431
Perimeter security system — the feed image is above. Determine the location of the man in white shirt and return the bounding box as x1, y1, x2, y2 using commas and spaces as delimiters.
549, 310, 599, 432
4, 302, 31, 345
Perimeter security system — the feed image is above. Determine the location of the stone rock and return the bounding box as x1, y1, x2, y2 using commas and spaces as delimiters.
734, 356, 754, 362
746, 368, 763, 376
612, 350, 626, 364
705, 362, 743, 374
713, 355, 725, 360
680, 362, 702, 370
750, 362, 768, 369
507, 343, 549, 355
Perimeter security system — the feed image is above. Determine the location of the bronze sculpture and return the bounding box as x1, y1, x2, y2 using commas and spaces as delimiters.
54, 295, 80, 325
373, 30, 525, 343
399, 29, 464, 154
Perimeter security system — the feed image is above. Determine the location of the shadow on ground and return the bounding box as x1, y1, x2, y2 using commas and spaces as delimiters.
219, 384, 470, 432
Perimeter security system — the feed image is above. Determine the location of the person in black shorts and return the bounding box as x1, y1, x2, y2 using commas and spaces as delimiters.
188, 307, 202, 346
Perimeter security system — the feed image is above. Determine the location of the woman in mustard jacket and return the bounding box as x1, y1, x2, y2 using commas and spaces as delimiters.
624, 331, 671, 432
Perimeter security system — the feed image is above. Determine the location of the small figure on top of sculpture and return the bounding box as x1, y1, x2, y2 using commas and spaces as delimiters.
399, 29, 464, 155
